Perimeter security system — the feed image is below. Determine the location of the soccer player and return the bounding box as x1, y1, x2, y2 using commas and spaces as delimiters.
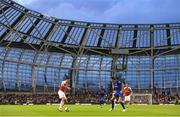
98, 86, 106, 108
124, 83, 133, 108
109, 76, 125, 112
58, 77, 71, 111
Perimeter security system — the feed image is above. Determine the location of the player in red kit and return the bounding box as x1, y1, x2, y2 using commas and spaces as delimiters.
123, 83, 133, 108
58, 77, 71, 111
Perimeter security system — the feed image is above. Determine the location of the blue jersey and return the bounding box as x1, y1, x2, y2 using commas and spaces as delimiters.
99, 89, 106, 99
113, 80, 122, 93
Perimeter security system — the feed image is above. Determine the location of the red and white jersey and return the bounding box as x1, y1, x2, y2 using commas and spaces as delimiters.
124, 86, 132, 96
59, 81, 67, 93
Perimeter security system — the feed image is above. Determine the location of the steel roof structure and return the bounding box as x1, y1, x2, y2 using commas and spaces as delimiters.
0, 0, 180, 93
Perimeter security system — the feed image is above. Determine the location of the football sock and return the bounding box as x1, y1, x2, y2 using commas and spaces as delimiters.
59, 100, 64, 110
111, 100, 114, 109
121, 102, 125, 109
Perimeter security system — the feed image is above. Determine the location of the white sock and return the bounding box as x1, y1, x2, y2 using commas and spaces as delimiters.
59, 100, 64, 110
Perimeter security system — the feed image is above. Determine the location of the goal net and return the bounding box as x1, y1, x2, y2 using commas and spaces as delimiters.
132, 94, 152, 104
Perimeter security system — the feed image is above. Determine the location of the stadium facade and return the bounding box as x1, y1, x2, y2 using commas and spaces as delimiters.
0, 0, 180, 94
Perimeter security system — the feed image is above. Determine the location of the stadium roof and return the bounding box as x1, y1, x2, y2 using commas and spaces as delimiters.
0, 0, 180, 56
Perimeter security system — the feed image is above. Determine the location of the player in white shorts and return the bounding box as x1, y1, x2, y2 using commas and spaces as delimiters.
58, 78, 70, 111
123, 83, 133, 108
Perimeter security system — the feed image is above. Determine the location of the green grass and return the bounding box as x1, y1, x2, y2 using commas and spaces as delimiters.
0, 104, 180, 116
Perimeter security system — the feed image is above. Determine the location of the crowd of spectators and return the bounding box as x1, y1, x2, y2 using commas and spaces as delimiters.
0, 91, 179, 105
153, 92, 180, 104
0, 94, 58, 104
68, 90, 111, 104
0, 91, 110, 105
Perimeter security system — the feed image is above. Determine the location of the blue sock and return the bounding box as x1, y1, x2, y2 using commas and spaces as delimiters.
111, 100, 114, 109
121, 102, 125, 109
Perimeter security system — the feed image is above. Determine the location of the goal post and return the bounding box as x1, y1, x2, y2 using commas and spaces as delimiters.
132, 93, 152, 104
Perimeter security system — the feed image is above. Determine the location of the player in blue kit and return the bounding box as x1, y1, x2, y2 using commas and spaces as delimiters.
109, 76, 125, 112
98, 86, 106, 108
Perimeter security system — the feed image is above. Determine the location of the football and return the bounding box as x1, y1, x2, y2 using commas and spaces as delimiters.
65, 107, 70, 112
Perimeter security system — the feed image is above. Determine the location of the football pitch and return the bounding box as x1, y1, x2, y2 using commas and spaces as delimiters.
0, 104, 180, 117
